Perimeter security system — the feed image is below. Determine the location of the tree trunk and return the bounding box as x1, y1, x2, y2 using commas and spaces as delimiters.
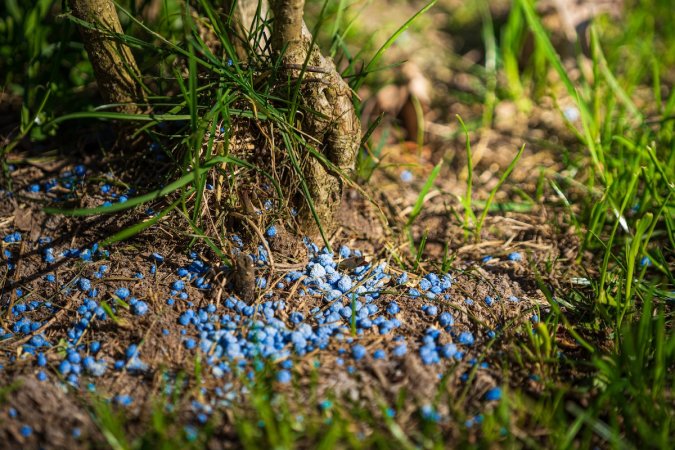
69, 0, 147, 115
271, 0, 304, 56
263, 0, 361, 235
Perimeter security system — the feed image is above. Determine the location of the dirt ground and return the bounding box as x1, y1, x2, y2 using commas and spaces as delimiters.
0, 119, 583, 448
0, 2, 612, 448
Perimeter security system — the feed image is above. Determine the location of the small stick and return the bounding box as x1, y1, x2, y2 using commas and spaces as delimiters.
229, 211, 276, 272
282, 63, 330, 74
3, 241, 26, 320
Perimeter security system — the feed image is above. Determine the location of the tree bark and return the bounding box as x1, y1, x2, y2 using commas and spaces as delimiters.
69, 0, 147, 114
271, 0, 304, 56
269, 0, 361, 235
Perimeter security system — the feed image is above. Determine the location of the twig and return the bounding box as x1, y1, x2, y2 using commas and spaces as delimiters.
229, 211, 276, 272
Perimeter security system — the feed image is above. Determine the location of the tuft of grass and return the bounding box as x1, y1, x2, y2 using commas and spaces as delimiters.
32, 0, 439, 255
405, 159, 443, 262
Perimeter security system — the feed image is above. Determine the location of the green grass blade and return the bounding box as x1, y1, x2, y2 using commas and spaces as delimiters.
352, 0, 437, 90
280, 130, 332, 252
475, 144, 525, 240
406, 160, 443, 227
457, 115, 476, 229
597, 172, 640, 307
620, 212, 652, 325
589, 27, 643, 123
517, 0, 593, 131
44, 156, 233, 216
99, 194, 186, 247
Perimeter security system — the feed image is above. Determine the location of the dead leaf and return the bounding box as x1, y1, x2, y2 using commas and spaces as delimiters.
13, 204, 32, 232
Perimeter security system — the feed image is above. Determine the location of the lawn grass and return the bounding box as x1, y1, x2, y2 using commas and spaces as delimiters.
1, 0, 673, 448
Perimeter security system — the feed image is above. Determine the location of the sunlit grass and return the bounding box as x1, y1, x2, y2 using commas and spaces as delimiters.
0, 0, 672, 447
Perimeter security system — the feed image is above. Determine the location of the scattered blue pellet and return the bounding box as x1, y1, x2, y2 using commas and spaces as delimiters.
78, 278, 91, 292
438, 312, 454, 327
507, 252, 522, 261
351, 344, 367, 360
373, 349, 386, 360
114, 395, 133, 406
58, 360, 72, 375
67, 352, 81, 364
131, 301, 148, 316
458, 331, 475, 346
115, 287, 130, 299
319, 399, 333, 410
74, 165, 86, 177
392, 343, 407, 357
276, 369, 292, 383
420, 405, 440, 422
125, 344, 138, 360
400, 170, 414, 183
485, 387, 502, 401
184, 425, 198, 442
